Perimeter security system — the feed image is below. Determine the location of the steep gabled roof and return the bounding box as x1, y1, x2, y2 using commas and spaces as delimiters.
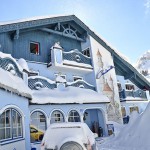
0, 15, 149, 90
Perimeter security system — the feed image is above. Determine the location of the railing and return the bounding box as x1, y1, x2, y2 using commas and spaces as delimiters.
28, 76, 95, 91
0, 57, 23, 78
119, 89, 147, 100
66, 80, 95, 91
63, 50, 92, 66
28, 76, 56, 90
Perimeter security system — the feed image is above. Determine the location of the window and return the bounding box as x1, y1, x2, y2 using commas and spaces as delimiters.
51, 110, 64, 124
121, 107, 126, 118
30, 42, 40, 55
0, 108, 22, 141
73, 76, 83, 82
125, 83, 135, 90
130, 106, 139, 114
30, 111, 46, 142
68, 110, 80, 122
117, 83, 122, 91
82, 48, 90, 57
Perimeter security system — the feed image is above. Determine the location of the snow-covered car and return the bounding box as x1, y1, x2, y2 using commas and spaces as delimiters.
41, 122, 97, 150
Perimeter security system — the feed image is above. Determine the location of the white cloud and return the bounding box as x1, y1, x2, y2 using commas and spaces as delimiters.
144, 0, 150, 14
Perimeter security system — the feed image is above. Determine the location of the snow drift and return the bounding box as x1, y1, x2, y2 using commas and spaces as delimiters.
99, 102, 150, 150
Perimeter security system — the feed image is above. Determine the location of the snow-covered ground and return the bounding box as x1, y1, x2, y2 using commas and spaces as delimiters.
97, 102, 150, 150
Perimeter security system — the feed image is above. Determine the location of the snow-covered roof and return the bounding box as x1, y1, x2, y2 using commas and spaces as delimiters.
0, 15, 68, 26
31, 86, 110, 104
0, 68, 32, 99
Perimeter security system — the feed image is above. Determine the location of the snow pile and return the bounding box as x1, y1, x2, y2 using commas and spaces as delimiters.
99, 102, 150, 150
0, 68, 32, 99
18, 58, 29, 71
31, 86, 109, 104
136, 50, 150, 81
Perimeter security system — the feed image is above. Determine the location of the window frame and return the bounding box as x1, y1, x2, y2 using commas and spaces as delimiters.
73, 76, 83, 82
30, 111, 47, 142
50, 110, 65, 123
129, 106, 139, 114
82, 47, 90, 57
30, 41, 40, 55
117, 82, 122, 92
68, 110, 81, 122
0, 108, 23, 143
125, 83, 135, 91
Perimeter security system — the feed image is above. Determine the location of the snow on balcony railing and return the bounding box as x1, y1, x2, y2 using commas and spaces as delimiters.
28, 76, 56, 90
63, 49, 92, 66
0, 52, 23, 78
28, 76, 95, 91
119, 89, 147, 100
67, 79, 95, 91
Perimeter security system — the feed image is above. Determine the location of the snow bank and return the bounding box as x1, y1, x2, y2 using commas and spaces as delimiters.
31, 86, 109, 104
0, 68, 32, 99
99, 102, 150, 150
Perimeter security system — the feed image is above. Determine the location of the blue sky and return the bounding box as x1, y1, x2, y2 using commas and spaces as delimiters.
0, 0, 150, 64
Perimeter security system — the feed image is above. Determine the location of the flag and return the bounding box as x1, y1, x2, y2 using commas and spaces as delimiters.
96, 65, 114, 79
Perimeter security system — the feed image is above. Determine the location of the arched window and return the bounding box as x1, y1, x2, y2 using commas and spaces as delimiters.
68, 110, 80, 122
51, 110, 64, 123
30, 111, 46, 142
0, 108, 22, 141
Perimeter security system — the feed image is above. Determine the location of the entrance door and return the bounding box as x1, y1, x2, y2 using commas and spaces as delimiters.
83, 109, 105, 137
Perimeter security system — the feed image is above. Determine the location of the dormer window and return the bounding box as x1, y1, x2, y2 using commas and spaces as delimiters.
30, 42, 40, 55
125, 83, 135, 90
82, 48, 90, 57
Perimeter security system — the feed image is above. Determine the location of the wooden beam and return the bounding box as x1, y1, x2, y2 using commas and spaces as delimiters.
14, 29, 19, 39
40, 28, 85, 42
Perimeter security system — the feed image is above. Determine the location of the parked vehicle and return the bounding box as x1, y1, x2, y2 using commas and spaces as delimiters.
41, 122, 97, 150
30, 125, 44, 142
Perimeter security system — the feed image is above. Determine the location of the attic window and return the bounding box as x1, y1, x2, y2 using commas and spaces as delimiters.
82, 48, 90, 57
30, 42, 40, 55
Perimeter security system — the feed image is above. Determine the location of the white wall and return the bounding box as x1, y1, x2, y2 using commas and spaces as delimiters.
89, 36, 122, 123
0, 90, 30, 150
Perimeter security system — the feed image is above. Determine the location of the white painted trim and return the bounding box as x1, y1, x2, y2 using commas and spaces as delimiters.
67, 108, 81, 122
0, 105, 25, 140
49, 109, 66, 123
30, 108, 48, 118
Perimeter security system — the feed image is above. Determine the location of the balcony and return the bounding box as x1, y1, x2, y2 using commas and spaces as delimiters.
62, 50, 92, 68
48, 43, 93, 74
28, 76, 95, 91
119, 89, 148, 101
